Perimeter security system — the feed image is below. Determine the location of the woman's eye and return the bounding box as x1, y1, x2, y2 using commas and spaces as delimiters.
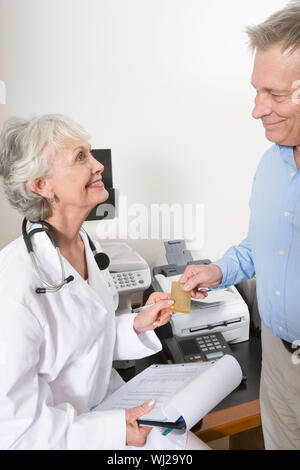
76, 152, 85, 161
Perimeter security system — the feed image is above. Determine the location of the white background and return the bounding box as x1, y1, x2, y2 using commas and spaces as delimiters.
0, 0, 287, 267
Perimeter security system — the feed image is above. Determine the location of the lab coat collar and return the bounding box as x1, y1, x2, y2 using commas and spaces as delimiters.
29, 223, 114, 312
79, 229, 116, 309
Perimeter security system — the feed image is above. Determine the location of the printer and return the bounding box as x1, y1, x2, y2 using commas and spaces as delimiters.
153, 240, 250, 344
101, 241, 152, 315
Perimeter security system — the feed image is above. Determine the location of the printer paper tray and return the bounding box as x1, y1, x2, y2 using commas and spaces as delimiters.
188, 317, 242, 333
190, 301, 227, 309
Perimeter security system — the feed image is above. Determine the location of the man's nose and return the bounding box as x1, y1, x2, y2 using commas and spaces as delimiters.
252, 93, 272, 120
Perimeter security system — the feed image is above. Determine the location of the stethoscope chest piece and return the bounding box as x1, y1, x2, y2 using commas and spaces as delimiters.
94, 252, 110, 271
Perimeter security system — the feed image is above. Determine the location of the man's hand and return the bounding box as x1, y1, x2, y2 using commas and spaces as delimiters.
179, 264, 223, 299
133, 297, 174, 334
125, 399, 155, 447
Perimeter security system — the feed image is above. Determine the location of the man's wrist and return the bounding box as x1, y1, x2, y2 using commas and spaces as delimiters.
212, 264, 223, 283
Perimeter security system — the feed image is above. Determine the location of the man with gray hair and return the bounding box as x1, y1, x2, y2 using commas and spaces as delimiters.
180, 1, 300, 450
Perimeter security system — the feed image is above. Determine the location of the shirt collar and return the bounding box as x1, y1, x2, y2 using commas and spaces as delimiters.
276, 144, 297, 170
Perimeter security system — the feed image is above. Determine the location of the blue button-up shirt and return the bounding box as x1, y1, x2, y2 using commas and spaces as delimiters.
215, 144, 300, 343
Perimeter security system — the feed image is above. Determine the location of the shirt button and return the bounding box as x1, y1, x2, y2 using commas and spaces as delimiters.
279, 326, 283, 332
284, 212, 290, 217
290, 172, 295, 177
275, 290, 281, 296
279, 250, 285, 255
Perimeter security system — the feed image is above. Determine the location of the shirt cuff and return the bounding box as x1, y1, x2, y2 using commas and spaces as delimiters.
213, 259, 233, 289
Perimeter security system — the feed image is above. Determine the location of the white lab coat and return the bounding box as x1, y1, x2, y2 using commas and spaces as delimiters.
0, 227, 163, 450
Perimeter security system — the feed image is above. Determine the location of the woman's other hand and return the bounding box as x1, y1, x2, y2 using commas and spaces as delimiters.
125, 399, 155, 447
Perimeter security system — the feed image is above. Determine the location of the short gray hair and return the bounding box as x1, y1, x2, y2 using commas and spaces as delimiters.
245, 1, 300, 54
0, 114, 90, 221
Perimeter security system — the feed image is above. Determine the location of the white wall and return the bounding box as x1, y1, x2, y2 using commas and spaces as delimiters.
0, 0, 287, 268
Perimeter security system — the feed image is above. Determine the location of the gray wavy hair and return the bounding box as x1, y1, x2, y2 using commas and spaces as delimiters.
0, 114, 90, 221
245, 0, 300, 54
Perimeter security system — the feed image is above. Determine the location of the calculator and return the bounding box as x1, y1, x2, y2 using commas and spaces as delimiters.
163, 332, 233, 363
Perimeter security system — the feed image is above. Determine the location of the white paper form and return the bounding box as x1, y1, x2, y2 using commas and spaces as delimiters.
95, 362, 212, 421
95, 355, 242, 427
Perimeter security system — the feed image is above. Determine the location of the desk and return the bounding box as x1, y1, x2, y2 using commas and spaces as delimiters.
194, 399, 261, 442
118, 330, 262, 443
193, 332, 262, 442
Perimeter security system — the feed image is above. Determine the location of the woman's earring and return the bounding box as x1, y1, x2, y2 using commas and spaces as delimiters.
49, 194, 55, 204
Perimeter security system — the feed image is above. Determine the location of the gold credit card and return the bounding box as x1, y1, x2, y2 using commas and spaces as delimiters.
170, 281, 191, 314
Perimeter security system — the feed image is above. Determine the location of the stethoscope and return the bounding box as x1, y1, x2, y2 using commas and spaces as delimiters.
22, 218, 110, 294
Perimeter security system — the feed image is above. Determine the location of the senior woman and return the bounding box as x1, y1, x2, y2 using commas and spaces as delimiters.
0, 114, 209, 450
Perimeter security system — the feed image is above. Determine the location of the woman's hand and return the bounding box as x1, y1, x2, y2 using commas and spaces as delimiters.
125, 399, 155, 447
133, 295, 174, 334
146, 291, 171, 305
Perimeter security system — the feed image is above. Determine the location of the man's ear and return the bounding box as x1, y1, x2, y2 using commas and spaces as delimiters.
29, 177, 52, 199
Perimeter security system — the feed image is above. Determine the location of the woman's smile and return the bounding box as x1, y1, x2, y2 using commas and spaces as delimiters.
85, 179, 104, 189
